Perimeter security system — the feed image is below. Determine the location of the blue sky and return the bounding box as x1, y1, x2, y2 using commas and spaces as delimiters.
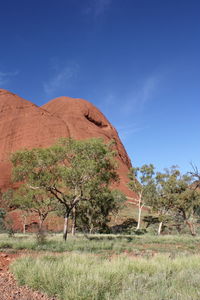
1, 0, 200, 173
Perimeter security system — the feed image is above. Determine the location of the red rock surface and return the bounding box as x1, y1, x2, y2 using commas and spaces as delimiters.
42, 96, 132, 196
0, 89, 69, 190
6, 209, 64, 233
0, 89, 133, 196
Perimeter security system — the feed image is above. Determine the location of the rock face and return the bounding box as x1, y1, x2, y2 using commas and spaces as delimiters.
0, 89, 69, 190
0, 89, 132, 196
42, 97, 132, 195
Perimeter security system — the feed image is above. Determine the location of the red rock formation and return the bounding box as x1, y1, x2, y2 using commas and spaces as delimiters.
0, 89, 133, 196
42, 97, 132, 195
0, 89, 69, 190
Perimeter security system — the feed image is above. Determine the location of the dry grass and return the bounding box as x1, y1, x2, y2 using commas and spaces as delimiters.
11, 252, 200, 300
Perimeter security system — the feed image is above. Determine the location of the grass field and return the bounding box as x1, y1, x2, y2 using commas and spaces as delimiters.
1, 233, 200, 255
11, 252, 200, 300
1, 233, 200, 299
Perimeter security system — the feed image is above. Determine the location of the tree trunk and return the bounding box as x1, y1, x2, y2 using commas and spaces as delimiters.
136, 196, 143, 230
63, 215, 69, 241
158, 221, 163, 235
186, 220, 196, 236
136, 206, 142, 230
36, 215, 46, 243
89, 224, 94, 235
22, 214, 27, 234
23, 223, 26, 234
38, 216, 45, 240
22, 215, 26, 234
38, 217, 43, 232
71, 206, 76, 236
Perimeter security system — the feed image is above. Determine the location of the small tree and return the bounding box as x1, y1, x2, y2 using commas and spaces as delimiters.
128, 164, 156, 230
11, 138, 119, 240
10, 185, 57, 234
147, 167, 181, 235
155, 166, 200, 236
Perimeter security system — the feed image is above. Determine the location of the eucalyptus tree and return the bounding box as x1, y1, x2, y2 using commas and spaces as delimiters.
128, 164, 200, 235
11, 138, 119, 240
8, 185, 57, 234
128, 164, 156, 230
148, 167, 182, 234
154, 166, 200, 235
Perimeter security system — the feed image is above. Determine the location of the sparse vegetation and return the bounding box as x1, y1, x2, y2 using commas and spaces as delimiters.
1, 233, 200, 255
128, 165, 200, 235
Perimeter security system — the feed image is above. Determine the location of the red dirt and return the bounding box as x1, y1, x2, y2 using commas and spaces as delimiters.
0, 252, 57, 300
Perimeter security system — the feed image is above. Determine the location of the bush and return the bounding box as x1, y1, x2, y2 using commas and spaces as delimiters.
0, 209, 6, 232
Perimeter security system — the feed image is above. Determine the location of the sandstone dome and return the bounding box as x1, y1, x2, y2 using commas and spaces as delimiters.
42, 96, 132, 195
0, 89, 69, 189
0, 90, 132, 196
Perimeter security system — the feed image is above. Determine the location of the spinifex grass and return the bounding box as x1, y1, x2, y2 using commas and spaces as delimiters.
1, 233, 200, 255
11, 253, 200, 300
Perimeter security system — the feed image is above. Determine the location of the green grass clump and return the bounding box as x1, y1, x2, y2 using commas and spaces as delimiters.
11, 253, 200, 300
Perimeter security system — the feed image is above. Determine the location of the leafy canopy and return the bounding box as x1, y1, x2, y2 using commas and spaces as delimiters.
11, 138, 120, 222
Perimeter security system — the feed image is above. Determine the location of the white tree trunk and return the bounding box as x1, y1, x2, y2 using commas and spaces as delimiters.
136, 194, 143, 230
89, 224, 94, 235
71, 207, 76, 236
136, 206, 142, 230
63, 215, 69, 241
22, 214, 27, 234
158, 221, 163, 235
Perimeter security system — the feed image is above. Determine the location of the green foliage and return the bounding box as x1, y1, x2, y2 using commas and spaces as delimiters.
3, 185, 58, 236
13, 186, 57, 224
11, 138, 118, 196
129, 164, 200, 235
77, 189, 126, 233
128, 164, 157, 209
154, 166, 200, 235
0, 208, 6, 232
128, 164, 155, 198
11, 138, 121, 239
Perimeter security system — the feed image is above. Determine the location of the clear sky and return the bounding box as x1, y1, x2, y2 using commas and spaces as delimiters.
0, 0, 200, 174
